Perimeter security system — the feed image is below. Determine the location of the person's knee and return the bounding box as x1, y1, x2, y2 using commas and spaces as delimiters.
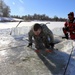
63, 27, 66, 32
63, 27, 69, 31
63, 27, 68, 34
62, 27, 65, 31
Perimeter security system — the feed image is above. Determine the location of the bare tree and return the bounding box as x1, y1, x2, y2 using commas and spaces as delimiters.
0, 0, 10, 17
0, 0, 3, 16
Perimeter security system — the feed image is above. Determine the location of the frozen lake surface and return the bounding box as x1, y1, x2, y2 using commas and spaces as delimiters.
0, 21, 75, 75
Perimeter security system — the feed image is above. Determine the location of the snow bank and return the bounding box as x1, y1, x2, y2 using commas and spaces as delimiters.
0, 17, 23, 22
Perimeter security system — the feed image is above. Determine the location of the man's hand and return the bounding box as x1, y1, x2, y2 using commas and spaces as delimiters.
27, 43, 32, 47
49, 43, 54, 48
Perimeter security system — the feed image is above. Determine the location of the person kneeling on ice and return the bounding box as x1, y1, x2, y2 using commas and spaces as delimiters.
27, 23, 54, 53
63, 12, 75, 39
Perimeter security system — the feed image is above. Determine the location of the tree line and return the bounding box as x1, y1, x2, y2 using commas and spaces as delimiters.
11, 14, 66, 21
0, 0, 67, 21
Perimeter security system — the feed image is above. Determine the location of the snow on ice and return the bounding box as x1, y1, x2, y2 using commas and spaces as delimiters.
0, 21, 75, 75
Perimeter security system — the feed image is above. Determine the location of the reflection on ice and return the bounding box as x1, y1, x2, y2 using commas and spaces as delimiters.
0, 50, 7, 56
0, 40, 10, 45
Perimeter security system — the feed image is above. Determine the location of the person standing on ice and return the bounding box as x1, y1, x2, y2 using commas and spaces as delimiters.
27, 23, 54, 53
63, 12, 75, 39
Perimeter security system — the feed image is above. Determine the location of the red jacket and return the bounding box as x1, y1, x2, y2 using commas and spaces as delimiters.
64, 18, 75, 39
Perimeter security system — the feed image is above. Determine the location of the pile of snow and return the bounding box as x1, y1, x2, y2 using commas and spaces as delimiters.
0, 17, 23, 22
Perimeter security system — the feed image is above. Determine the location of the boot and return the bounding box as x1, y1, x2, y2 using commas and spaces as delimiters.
62, 33, 69, 39
65, 33, 69, 39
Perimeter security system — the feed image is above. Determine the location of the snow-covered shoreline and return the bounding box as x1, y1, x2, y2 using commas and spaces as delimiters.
0, 21, 64, 29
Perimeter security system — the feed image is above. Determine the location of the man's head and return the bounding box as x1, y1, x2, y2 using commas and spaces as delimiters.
68, 12, 74, 20
33, 23, 42, 36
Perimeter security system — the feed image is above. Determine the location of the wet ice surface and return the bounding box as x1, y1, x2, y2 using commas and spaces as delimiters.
0, 22, 75, 75
0, 34, 73, 75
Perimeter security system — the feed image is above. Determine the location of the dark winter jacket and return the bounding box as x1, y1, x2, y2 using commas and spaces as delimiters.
28, 24, 54, 44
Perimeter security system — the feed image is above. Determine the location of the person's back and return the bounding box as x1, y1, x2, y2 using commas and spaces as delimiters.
40, 24, 54, 43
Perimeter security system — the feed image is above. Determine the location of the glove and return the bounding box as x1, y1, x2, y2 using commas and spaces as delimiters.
49, 43, 54, 48
27, 43, 32, 47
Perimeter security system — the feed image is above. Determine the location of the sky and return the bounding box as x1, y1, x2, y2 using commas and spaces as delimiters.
3, 0, 75, 18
